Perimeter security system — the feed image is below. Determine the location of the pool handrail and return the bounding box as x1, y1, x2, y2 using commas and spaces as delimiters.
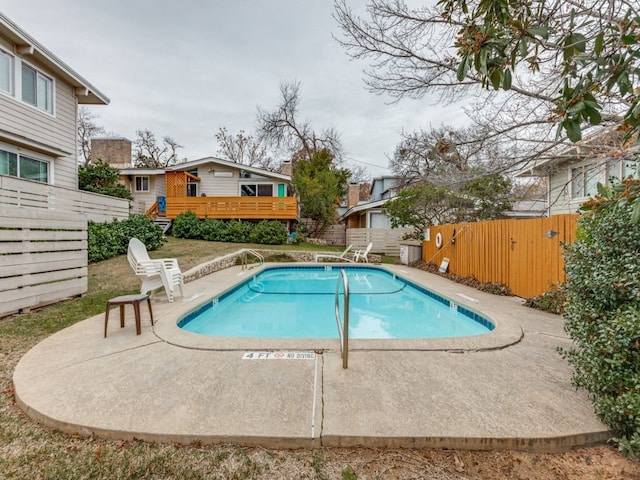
334, 269, 350, 369
241, 249, 264, 270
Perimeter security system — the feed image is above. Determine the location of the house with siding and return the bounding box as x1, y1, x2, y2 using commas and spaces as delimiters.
112, 151, 298, 227
0, 12, 109, 188
516, 130, 639, 215
0, 12, 121, 317
339, 176, 401, 228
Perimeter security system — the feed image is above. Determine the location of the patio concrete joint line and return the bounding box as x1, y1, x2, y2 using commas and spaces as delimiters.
16, 340, 163, 382
319, 353, 326, 446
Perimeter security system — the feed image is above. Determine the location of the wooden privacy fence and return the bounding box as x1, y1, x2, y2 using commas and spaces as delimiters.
0, 206, 88, 317
422, 214, 580, 299
0, 175, 130, 222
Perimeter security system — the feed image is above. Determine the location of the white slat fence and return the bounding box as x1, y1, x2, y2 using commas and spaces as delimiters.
0, 206, 88, 316
346, 227, 414, 256
0, 175, 129, 222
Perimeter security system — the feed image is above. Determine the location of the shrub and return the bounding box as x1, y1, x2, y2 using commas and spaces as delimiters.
118, 214, 164, 251
562, 196, 640, 458
221, 220, 253, 243
172, 211, 202, 239
250, 220, 288, 245
200, 219, 226, 241
524, 283, 567, 314
88, 216, 163, 263
170, 215, 287, 245
88, 221, 125, 263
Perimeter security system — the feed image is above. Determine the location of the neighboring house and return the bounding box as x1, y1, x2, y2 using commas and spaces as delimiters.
339, 176, 401, 228
0, 12, 109, 188
504, 199, 548, 218
114, 151, 298, 225
517, 130, 640, 215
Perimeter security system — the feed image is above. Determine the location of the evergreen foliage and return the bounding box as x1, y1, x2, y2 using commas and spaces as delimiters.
88, 215, 163, 263
291, 149, 350, 236
562, 178, 640, 457
78, 161, 133, 200
172, 212, 288, 245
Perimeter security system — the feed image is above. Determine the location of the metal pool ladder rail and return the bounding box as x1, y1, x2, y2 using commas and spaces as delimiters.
241, 249, 264, 270
334, 269, 350, 369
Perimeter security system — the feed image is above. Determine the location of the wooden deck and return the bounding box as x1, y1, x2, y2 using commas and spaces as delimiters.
164, 196, 298, 220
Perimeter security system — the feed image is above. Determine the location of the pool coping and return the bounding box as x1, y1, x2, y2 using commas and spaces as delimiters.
13, 261, 610, 453
152, 263, 525, 353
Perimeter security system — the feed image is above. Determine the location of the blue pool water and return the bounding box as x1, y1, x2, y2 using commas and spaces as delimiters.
178, 266, 494, 339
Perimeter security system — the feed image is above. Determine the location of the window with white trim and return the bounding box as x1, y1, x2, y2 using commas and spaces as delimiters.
22, 63, 53, 114
135, 176, 150, 192
0, 149, 49, 183
0, 49, 13, 94
622, 160, 639, 179
240, 183, 273, 196
571, 164, 599, 199
606, 158, 640, 181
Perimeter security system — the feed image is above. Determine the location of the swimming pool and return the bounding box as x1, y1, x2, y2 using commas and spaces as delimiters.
178, 266, 494, 339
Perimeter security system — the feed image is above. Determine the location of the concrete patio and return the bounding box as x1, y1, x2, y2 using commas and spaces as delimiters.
13, 264, 609, 451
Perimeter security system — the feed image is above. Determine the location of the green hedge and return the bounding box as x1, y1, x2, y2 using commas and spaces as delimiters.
88, 215, 163, 263
172, 212, 288, 245
562, 180, 640, 458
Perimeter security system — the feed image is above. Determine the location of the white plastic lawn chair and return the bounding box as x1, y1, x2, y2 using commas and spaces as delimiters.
127, 237, 184, 302
314, 245, 354, 263
353, 242, 373, 263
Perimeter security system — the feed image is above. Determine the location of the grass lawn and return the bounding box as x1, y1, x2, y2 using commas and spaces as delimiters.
0, 237, 638, 479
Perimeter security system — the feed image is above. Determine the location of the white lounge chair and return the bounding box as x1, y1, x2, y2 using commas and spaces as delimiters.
127, 237, 184, 302
353, 242, 373, 263
314, 245, 353, 263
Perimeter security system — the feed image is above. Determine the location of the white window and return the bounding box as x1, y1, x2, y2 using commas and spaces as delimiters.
622, 160, 639, 179
22, 63, 53, 114
571, 164, 599, 199
0, 148, 49, 183
606, 159, 640, 181
135, 176, 149, 192
0, 49, 13, 94
240, 183, 273, 197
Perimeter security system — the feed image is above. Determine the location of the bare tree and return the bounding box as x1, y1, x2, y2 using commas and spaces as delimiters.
133, 129, 183, 168
333, 0, 637, 177
77, 106, 106, 164
257, 82, 344, 165
214, 127, 277, 171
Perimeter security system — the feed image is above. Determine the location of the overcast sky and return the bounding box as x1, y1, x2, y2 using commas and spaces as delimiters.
1, 0, 465, 178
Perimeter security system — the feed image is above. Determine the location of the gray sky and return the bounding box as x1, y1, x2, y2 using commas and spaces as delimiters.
1, 0, 465, 178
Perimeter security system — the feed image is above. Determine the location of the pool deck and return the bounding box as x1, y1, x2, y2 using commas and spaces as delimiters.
13, 263, 609, 452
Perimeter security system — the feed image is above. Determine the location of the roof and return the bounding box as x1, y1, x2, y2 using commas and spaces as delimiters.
119, 168, 165, 176
0, 12, 109, 105
515, 127, 632, 178
338, 198, 389, 222
503, 199, 548, 218
167, 156, 292, 181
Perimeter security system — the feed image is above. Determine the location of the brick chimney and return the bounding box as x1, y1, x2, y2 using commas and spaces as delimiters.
347, 182, 360, 208
90, 138, 132, 168
280, 159, 292, 177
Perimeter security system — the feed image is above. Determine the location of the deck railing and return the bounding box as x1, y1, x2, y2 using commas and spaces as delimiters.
164, 196, 298, 220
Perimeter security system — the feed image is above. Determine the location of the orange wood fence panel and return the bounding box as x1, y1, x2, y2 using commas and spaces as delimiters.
422, 214, 579, 298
